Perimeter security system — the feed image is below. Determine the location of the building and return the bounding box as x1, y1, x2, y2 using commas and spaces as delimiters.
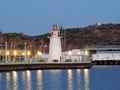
0, 49, 31, 63
86, 45, 120, 61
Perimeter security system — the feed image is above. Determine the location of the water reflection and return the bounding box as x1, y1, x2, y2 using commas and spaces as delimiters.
77, 69, 81, 89
22, 71, 26, 89
0, 69, 90, 90
84, 69, 89, 90
37, 70, 43, 90
67, 69, 73, 90
12, 71, 18, 90
6, 72, 11, 90
0, 67, 120, 90
77, 69, 81, 75
0, 73, 1, 90
0, 73, 1, 86
26, 70, 31, 90
0, 73, 1, 79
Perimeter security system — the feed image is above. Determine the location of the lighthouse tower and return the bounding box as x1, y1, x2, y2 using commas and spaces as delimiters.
48, 24, 62, 62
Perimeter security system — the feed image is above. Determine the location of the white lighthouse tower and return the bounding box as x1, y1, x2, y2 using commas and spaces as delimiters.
48, 24, 62, 62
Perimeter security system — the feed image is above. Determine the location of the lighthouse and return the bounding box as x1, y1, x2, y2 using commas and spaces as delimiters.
48, 24, 62, 62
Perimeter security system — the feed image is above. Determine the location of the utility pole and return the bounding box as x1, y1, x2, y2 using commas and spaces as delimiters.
64, 28, 66, 61
25, 42, 27, 63
5, 42, 7, 63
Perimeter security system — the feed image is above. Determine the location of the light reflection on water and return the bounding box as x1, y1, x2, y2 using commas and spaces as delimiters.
22, 71, 26, 90
47, 70, 62, 89
26, 70, 31, 90
6, 72, 11, 90
0, 69, 89, 90
77, 69, 81, 89
37, 70, 43, 90
12, 71, 18, 90
67, 69, 73, 90
0, 67, 120, 90
0, 73, 1, 87
84, 69, 89, 90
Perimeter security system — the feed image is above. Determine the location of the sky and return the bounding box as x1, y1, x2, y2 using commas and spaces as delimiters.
0, 0, 120, 36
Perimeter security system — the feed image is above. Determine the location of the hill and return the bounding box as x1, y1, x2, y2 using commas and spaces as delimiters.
0, 23, 120, 52
65, 23, 120, 50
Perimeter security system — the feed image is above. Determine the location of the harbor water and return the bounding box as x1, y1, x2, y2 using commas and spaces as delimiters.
0, 66, 120, 90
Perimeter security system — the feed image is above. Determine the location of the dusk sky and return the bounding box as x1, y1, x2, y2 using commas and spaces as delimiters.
0, 0, 120, 36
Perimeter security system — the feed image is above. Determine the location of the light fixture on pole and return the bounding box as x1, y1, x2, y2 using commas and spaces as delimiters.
77, 51, 80, 62
68, 51, 72, 60
14, 50, 17, 62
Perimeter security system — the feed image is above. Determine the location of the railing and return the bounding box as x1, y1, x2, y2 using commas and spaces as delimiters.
86, 45, 120, 48
0, 57, 91, 64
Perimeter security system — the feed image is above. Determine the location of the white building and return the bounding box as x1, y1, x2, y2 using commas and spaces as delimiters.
86, 45, 120, 61
62, 49, 90, 63
64, 49, 84, 61
92, 51, 120, 61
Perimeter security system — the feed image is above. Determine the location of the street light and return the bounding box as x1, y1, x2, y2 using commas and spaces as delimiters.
27, 51, 31, 62
77, 51, 80, 62
84, 50, 90, 63
37, 51, 42, 61
22, 52, 25, 62
6, 51, 10, 56
14, 50, 17, 62
85, 50, 89, 56
14, 51, 17, 56
68, 51, 72, 60
37, 51, 42, 56
22, 52, 25, 56
27, 51, 31, 56
6, 51, 10, 62
44, 45, 47, 54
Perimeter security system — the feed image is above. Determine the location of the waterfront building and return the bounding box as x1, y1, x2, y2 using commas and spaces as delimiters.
0, 49, 31, 63
86, 45, 120, 61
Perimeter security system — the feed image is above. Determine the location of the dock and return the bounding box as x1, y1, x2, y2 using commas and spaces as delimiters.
92, 60, 120, 65
1, 60, 120, 72
0, 62, 92, 71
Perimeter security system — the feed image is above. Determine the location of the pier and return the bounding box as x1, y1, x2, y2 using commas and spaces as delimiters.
0, 62, 91, 71
92, 60, 120, 65
0, 60, 120, 71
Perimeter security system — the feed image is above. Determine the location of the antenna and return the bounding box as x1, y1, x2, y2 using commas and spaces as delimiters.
59, 20, 66, 51
59, 19, 66, 61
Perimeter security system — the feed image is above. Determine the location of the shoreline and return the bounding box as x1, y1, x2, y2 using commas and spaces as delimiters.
0, 62, 91, 72
0, 60, 120, 72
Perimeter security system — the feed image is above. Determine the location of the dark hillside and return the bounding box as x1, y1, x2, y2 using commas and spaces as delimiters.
0, 23, 120, 52
65, 23, 120, 50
